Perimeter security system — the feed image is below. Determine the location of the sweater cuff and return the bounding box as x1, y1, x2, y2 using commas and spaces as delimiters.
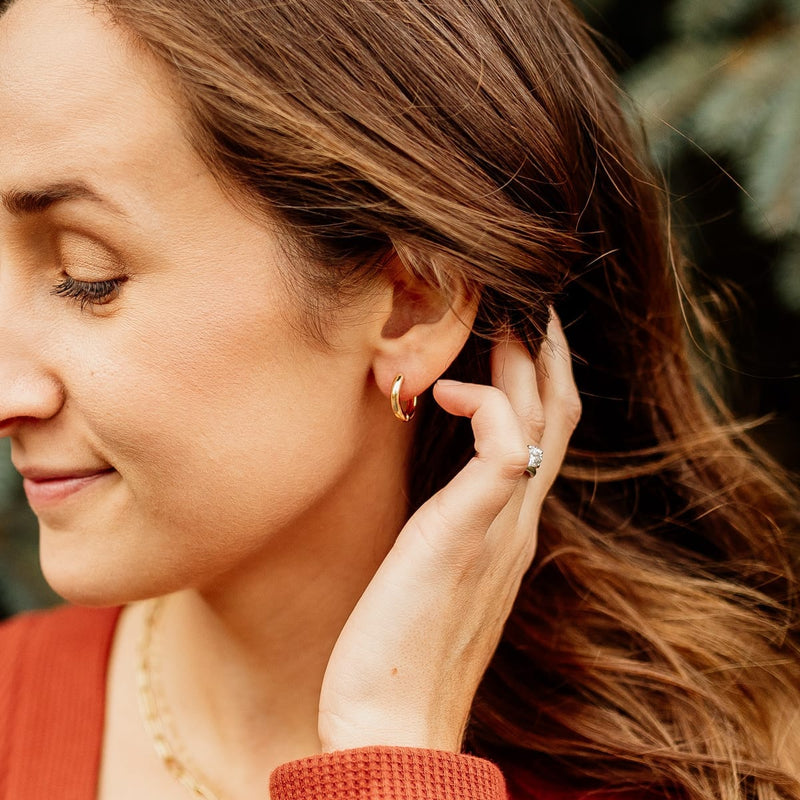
269, 746, 508, 800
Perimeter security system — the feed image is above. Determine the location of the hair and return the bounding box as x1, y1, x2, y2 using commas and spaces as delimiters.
92, 0, 800, 797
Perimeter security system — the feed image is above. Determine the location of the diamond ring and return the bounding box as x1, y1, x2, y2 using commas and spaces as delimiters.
526, 445, 544, 477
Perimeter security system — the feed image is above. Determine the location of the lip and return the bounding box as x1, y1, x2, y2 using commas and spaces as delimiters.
21, 468, 116, 508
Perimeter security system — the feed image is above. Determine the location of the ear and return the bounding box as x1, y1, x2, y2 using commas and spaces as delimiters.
369, 252, 479, 405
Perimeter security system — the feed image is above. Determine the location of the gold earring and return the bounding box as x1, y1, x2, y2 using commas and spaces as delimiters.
390, 374, 417, 422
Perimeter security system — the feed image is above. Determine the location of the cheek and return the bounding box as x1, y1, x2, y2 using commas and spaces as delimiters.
67, 287, 366, 554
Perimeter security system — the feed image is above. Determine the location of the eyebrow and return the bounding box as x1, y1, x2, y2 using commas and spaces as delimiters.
0, 181, 126, 217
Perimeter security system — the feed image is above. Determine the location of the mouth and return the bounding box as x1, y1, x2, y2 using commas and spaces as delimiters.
21, 468, 117, 508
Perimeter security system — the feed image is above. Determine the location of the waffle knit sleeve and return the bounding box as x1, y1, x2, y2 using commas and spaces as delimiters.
269, 746, 508, 800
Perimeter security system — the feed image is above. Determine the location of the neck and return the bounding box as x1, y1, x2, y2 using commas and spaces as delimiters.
143, 413, 412, 792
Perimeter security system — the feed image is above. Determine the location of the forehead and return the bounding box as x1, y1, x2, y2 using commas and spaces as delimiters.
0, 0, 190, 205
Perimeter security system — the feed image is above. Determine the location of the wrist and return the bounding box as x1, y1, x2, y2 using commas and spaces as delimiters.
318, 710, 465, 754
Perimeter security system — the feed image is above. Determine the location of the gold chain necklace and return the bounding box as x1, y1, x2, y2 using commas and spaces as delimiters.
136, 597, 224, 800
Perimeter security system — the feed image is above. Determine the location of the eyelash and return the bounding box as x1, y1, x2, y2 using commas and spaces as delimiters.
52, 276, 127, 310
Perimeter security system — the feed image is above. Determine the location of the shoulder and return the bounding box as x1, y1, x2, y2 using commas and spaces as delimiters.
0, 604, 121, 796
0, 603, 121, 703
0, 603, 120, 664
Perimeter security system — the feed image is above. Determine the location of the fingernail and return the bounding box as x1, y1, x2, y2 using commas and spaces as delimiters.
435, 379, 464, 387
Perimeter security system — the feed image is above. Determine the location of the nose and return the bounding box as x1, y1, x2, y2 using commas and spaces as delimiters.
0, 240, 66, 437
0, 281, 65, 436
0, 358, 64, 438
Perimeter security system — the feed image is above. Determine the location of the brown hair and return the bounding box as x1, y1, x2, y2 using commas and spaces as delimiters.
96, 0, 800, 796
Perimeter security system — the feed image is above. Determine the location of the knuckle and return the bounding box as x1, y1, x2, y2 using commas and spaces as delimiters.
487, 384, 512, 407
497, 447, 529, 481
517, 400, 545, 428
562, 392, 582, 429
529, 418, 547, 442
515, 403, 545, 443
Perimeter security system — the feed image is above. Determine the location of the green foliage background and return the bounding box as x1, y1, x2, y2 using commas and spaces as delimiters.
1, 0, 798, 617
576, 0, 800, 463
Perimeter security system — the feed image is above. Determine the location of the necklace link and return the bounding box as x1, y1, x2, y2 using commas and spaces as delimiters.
137, 597, 224, 800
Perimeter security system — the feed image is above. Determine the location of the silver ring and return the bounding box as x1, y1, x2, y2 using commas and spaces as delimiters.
526, 445, 544, 477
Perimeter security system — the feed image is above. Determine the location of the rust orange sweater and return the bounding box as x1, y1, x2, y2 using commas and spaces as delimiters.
0, 605, 618, 800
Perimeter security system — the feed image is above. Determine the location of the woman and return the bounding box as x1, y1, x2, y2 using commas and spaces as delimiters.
0, 0, 797, 797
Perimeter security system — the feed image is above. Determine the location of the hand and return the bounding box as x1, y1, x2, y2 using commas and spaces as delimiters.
317, 313, 581, 753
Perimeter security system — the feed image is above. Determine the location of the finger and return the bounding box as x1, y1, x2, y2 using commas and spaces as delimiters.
433, 380, 528, 480
427, 380, 529, 536
491, 338, 545, 445
520, 313, 581, 514
537, 311, 582, 440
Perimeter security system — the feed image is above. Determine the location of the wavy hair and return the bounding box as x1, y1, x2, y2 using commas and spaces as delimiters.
96, 0, 800, 796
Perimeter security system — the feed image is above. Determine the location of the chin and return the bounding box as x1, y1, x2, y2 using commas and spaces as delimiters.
41, 563, 137, 608
38, 535, 163, 608
42, 577, 127, 608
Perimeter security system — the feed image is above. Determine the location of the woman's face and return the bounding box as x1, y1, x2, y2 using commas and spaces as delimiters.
0, 0, 397, 603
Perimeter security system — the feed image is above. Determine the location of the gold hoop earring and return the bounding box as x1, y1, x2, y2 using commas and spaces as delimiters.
391, 374, 417, 422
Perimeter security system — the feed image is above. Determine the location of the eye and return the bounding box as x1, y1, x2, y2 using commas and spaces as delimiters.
52, 276, 127, 310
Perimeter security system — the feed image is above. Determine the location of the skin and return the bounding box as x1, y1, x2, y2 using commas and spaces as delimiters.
0, 0, 581, 797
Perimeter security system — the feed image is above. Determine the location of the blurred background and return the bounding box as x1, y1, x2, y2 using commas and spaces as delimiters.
1, 0, 798, 618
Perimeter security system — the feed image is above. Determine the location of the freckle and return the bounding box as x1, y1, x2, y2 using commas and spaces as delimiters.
391, 667, 398, 676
